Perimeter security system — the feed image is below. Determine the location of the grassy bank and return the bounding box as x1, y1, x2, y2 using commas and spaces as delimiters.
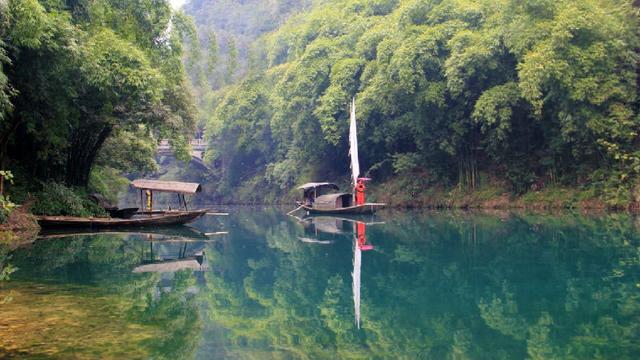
203, 173, 626, 211
368, 175, 620, 211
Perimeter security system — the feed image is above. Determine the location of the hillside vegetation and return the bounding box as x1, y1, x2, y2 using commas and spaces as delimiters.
188, 0, 640, 208
0, 0, 196, 217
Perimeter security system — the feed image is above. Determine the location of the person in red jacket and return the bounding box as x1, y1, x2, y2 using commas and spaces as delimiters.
355, 178, 366, 205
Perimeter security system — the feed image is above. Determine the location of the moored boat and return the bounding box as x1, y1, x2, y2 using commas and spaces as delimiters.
291, 99, 385, 215
296, 184, 384, 215
36, 209, 207, 228
36, 179, 210, 228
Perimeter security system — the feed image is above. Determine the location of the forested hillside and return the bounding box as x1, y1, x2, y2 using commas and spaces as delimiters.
190, 0, 640, 207
0, 0, 195, 216
183, 0, 313, 84
182, 0, 313, 134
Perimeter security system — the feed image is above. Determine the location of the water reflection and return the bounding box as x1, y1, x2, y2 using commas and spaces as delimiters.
298, 215, 381, 329
0, 224, 225, 359
1, 209, 640, 359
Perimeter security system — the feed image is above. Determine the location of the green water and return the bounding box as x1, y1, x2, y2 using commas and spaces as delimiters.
1, 208, 640, 359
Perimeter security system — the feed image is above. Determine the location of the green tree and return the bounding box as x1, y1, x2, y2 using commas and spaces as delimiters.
225, 36, 238, 84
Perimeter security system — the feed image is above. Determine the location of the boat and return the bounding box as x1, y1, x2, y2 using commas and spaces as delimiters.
36, 209, 208, 228
297, 183, 385, 214
293, 99, 385, 215
36, 179, 209, 228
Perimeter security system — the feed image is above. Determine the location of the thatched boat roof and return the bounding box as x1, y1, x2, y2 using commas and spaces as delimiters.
131, 179, 202, 194
297, 182, 339, 191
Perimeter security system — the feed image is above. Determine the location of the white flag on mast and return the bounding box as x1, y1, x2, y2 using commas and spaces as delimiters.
349, 98, 360, 187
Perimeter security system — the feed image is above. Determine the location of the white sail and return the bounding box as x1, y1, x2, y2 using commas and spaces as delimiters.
349, 98, 360, 187
352, 235, 362, 329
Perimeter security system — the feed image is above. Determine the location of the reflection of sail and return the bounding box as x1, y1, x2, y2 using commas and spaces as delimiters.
352, 234, 361, 329
297, 215, 379, 330
349, 98, 360, 187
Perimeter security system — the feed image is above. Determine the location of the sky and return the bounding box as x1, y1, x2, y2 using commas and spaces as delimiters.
170, 0, 187, 9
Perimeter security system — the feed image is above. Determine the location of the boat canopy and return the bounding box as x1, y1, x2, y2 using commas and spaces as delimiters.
132, 179, 202, 194
297, 182, 339, 191
314, 193, 353, 210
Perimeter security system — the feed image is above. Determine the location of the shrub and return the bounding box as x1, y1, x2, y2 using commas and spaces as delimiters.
32, 182, 107, 217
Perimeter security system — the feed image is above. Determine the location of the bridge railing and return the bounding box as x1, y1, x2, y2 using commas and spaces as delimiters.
157, 139, 207, 150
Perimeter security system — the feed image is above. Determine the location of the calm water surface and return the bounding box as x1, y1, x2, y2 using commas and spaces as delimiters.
1, 207, 639, 359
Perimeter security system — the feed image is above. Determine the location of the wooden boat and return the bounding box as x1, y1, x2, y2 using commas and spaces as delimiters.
297, 189, 384, 214
291, 99, 385, 215
36, 209, 208, 228
37, 179, 211, 228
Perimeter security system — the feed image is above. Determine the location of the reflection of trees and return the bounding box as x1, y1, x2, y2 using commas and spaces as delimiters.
5, 234, 203, 359
201, 210, 640, 359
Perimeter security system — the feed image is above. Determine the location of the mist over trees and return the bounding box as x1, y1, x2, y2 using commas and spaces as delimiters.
184, 0, 640, 206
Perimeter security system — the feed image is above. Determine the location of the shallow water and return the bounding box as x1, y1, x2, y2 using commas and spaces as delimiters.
1, 207, 640, 359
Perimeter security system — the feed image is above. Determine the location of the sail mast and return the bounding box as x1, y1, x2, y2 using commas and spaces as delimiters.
349, 98, 360, 188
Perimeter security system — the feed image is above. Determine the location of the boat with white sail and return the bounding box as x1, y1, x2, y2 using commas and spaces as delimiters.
295, 99, 385, 215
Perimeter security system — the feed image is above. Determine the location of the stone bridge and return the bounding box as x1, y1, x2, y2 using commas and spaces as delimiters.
157, 139, 211, 171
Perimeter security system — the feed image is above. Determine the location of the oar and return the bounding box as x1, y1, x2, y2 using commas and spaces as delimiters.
286, 205, 304, 216
206, 212, 229, 216
204, 231, 228, 236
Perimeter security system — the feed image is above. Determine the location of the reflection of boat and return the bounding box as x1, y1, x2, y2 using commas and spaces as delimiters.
133, 257, 206, 273
37, 226, 210, 240
133, 238, 208, 273
37, 180, 210, 228
297, 215, 383, 244
296, 213, 375, 329
291, 99, 385, 215
298, 237, 334, 244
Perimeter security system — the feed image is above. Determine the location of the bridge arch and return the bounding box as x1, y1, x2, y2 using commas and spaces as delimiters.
157, 139, 212, 171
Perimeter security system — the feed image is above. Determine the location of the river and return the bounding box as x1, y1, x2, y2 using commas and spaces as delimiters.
1, 207, 639, 359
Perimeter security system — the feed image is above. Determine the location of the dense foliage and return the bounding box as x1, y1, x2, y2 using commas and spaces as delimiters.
0, 0, 196, 193
193, 0, 640, 205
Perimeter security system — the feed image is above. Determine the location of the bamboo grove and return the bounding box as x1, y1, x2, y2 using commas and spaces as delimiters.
195, 0, 640, 205
0, 0, 196, 190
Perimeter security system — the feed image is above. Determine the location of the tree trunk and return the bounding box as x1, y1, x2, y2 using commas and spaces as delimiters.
0, 117, 24, 194
65, 123, 112, 188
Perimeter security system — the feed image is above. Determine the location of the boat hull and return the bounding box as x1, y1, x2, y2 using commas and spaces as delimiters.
301, 203, 385, 215
36, 210, 208, 228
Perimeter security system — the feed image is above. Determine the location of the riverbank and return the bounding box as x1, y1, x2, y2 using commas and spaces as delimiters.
204, 174, 631, 212
208, 188, 619, 211
0, 204, 40, 249
0, 205, 39, 282
368, 177, 625, 211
